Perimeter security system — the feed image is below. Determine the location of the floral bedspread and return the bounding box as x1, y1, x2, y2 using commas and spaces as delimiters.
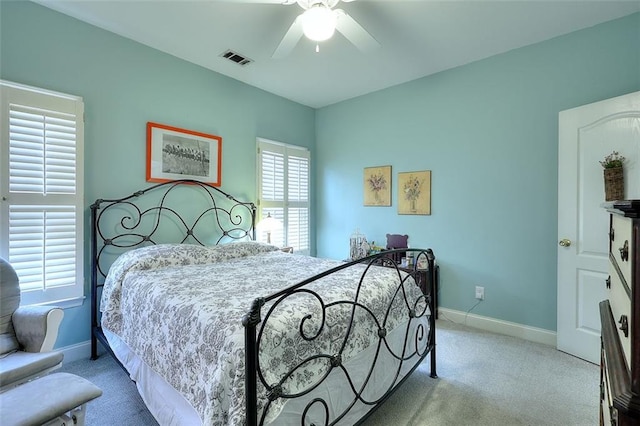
101, 241, 427, 425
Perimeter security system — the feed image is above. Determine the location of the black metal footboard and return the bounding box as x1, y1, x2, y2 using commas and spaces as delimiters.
243, 249, 437, 426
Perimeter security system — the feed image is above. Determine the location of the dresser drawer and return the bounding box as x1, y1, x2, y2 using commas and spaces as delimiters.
608, 270, 632, 364
611, 214, 633, 286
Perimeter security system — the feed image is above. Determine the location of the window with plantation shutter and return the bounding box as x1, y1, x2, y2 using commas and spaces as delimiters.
1, 80, 84, 307
257, 138, 310, 255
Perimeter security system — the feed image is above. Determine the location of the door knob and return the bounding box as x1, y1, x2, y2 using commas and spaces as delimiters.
559, 239, 571, 247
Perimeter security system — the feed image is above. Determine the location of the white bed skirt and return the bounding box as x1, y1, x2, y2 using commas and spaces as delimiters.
104, 328, 202, 425
104, 315, 428, 425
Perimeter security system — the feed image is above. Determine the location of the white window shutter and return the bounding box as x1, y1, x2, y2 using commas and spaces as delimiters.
1, 80, 84, 306
287, 207, 309, 252
260, 149, 285, 202
9, 205, 77, 291
286, 150, 310, 252
288, 154, 309, 203
9, 105, 77, 194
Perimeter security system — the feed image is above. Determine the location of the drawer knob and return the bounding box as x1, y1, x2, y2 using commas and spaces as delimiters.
606, 276, 611, 289
618, 315, 629, 338
618, 240, 629, 262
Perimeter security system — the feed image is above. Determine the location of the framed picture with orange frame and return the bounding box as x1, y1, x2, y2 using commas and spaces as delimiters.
146, 122, 222, 186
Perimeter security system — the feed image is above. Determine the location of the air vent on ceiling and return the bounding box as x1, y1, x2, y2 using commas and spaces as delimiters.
220, 49, 253, 66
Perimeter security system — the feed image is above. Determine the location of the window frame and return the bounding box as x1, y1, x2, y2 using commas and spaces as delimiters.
257, 137, 310, 255
0, 80, 85, 308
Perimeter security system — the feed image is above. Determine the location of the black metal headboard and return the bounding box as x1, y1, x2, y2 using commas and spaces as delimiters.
90, 178, 256, 287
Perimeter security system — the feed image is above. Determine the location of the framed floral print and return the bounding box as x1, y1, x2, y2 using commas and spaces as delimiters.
363, 166, 391, 206
398, 170, 431, 215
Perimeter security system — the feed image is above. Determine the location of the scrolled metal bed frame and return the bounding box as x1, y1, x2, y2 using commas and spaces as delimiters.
90, 179, 437, 425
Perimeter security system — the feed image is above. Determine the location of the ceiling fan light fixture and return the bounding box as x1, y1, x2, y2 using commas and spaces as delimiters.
300, 4, 337, 42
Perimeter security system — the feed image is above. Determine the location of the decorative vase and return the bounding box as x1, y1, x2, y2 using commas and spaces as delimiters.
410, 198, 417, 212
350, 228, 366, 261
604, 167, 624, 201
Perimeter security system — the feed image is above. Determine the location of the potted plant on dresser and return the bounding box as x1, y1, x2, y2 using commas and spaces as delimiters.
600, 151, 625, 201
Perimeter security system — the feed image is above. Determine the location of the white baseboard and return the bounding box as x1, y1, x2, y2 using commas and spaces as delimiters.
58, 340, 106, 364
437, 308, 557, 347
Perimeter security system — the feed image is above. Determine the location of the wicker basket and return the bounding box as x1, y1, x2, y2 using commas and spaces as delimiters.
604, 167, 624, 201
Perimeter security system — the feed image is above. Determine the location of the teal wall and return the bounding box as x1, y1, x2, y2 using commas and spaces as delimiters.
315, 12, 640, 331
0, 2, 316, 348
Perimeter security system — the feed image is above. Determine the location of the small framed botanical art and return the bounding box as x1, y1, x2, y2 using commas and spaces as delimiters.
364, 165, 391, 206
146, 122, 222, 186
398, 170, 431, 215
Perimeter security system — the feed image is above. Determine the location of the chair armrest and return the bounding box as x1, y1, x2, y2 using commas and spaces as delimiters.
12, 306, 64, 353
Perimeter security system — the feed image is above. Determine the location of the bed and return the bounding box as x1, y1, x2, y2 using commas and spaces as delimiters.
90, 179, 437, 426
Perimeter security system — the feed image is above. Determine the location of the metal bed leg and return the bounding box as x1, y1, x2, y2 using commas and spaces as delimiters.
243, 298, 264, 426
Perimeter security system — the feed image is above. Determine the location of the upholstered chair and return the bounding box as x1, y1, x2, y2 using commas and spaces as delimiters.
0, 257, 64, 392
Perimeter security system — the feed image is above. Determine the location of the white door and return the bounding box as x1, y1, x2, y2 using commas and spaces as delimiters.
557, 91, 640, 363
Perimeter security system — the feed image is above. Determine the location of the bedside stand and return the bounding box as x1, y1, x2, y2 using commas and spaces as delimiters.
377, 261, 439, 319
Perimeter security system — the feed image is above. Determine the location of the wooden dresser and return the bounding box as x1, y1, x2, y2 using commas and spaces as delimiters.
600, 200, 640, 425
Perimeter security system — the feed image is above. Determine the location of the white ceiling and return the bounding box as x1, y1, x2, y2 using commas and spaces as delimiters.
34, 0, 640, 108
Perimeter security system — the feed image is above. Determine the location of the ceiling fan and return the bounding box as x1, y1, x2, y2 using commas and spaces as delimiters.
267, 0, 380, 58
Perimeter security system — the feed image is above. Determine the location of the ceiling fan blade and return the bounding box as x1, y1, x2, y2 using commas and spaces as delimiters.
334, 9, 380, 52
272, 18, 304, 59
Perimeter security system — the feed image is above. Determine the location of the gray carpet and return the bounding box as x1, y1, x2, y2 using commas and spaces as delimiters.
60, 319, 598, 425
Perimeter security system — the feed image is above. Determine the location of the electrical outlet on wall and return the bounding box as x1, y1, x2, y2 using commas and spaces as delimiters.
475, 286, 485, 300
